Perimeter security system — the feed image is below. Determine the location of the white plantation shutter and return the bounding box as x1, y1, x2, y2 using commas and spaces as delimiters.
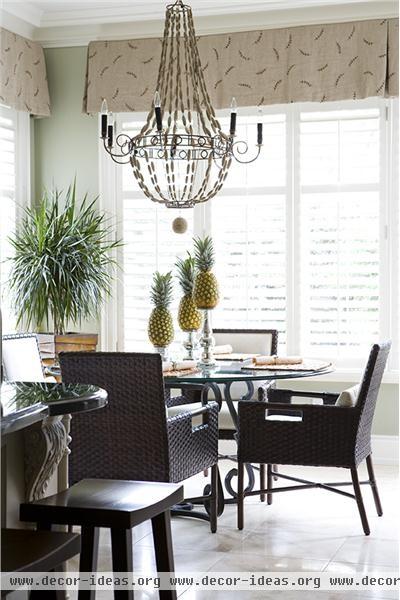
0, 106, 29, 334
212, 194, 286, 342
298, 107, 382, 365
108, 99, 397, 372
211, 114, 287, 348
120, 117, 194, 351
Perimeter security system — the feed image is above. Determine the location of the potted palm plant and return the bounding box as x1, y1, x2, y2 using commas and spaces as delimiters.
7, 181, 121, 357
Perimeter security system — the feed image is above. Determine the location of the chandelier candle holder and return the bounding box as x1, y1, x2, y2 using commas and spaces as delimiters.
100, 0, 263, 209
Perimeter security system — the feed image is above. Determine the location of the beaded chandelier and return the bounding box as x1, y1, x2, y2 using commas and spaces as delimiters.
100, 0, 262, 209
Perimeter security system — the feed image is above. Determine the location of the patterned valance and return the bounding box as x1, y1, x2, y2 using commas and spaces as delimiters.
83, 18, 398, 114
0, 28, 50, 117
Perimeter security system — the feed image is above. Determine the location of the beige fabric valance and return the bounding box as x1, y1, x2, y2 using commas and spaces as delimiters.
83, 18, 398, 114
0, 28, 50, 117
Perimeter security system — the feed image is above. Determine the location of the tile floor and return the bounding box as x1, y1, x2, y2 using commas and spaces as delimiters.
69, 461, 399, 599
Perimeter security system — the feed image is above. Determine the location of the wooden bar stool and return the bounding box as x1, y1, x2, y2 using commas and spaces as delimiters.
1, 528, 80, 599
20, 479, 183, 600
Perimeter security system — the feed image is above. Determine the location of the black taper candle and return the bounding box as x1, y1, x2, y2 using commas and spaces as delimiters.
155, 106, 163, 132
257, 122, 263, 145
229, 97, 237, 136
101, 114, 108, 139
107, 124, 113, 148
230, 112, 237, 136
101, 98, 108, 139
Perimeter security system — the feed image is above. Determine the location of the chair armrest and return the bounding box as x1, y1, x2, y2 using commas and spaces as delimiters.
262, 401, 353, 413
237, 400, 358, 466
267, 388, 340, 405
164, 383, 204, 408
164, 382, 204, 391
167, 401, 219, 478
167, 400, 219, 426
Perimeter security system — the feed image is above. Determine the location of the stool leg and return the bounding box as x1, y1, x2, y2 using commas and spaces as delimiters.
78, 526, 100, 600
151, 511, 177, 600
111, 528, 134, 600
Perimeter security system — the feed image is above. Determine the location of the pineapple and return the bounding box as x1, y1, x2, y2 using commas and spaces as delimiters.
193, 236, 219, 309
176, 254, 202, 332
148, 272, 174, 347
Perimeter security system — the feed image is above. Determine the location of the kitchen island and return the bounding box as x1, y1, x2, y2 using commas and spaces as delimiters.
1, 381, 107, 527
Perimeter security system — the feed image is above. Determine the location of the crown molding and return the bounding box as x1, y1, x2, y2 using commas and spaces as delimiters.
1, 1, 398, 48
2, 2, 43, 27
0, 9, 36, 39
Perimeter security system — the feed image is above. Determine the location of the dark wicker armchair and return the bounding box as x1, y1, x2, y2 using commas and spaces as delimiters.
237, 342, 391, 535
59, 352, 220, 532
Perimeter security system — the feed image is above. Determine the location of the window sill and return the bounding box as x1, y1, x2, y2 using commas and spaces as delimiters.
290, 370, 399, 385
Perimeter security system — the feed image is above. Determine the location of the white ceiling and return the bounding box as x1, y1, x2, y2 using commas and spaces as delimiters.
1, 0, 398, 47
2, 0, 397, 27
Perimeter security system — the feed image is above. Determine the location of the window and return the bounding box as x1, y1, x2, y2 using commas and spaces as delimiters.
0, 106, 30, 334
101, 98, 398, 373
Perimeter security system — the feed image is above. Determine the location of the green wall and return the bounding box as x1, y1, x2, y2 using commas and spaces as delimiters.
34, 47, 98, 200
34, 47, 100, 334
33, 46, 399, 437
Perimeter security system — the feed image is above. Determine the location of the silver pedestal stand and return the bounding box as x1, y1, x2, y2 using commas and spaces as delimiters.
183, 331, 198, 361
198, 309, 216, 368
154, 346, 169, 362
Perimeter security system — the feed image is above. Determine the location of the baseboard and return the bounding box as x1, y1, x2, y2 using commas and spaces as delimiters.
219, 437, 399, 466
372, 435, 399, 465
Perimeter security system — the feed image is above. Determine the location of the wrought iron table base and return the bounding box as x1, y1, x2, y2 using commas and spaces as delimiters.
169, 379, 258, 523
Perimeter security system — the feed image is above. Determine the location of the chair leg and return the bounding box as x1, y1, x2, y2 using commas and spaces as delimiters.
210, 463, 218, 533
237, 461, 244, 530
260, 464, 266, 502
110, 528, 134, 600
351, 467, 370, 536
267, 464, 273, 505
151, 511, 177, 600
78, 526, 100, 600
366, 454, 383, 516
273, 464, 279, 481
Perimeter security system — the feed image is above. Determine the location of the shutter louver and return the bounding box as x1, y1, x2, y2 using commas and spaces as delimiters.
299, 108, 381, 364
0, 106, 17, 333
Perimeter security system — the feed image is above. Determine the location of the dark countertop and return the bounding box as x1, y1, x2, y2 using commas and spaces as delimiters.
1, 381, 108, 437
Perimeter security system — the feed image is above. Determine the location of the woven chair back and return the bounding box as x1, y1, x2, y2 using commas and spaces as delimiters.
354, 342, 391, 462
60, 352, 170, 485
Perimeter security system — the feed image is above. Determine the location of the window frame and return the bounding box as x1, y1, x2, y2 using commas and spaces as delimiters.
0, 105, 31, 333
99, 97, 398, 382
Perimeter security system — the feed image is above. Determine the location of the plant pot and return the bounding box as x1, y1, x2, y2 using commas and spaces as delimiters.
55, 333, 98, 356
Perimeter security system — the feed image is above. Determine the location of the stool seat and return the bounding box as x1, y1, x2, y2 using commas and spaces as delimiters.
20, 479, 184, 600
20, 479, 183, 529
2, 528, 80, 573
2, 528, 80, 598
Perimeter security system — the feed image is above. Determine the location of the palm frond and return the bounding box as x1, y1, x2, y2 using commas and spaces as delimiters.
6, 181, 122, 334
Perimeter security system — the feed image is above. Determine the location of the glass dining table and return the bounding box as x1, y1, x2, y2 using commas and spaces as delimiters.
164, 361, 333, 515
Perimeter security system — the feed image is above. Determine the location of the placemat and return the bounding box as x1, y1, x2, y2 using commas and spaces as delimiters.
163, 368, 201, 377
243, 359, 332, 372
214, 353, 260, 362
